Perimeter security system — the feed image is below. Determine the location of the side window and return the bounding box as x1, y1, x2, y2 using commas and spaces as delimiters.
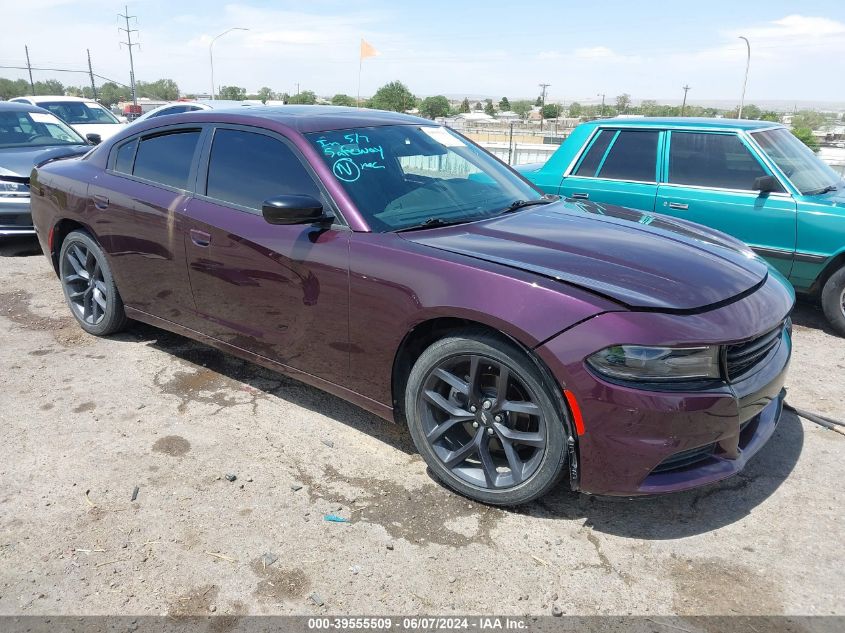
113, 138, 138, 174
669, 132, 771, 190
596, 130, 659, 181
573, 129, 614, 176
132, 130, 201, 190
205, 128, 323, 213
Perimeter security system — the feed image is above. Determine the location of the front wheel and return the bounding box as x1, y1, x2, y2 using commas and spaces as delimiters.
59, 230, 127, 336
821, 266, 845, 337
404, 330, 569, 505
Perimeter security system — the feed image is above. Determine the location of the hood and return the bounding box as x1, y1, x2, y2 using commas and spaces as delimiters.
0, 145, 90, 181
402, 200, 769, 312
70, 123, 124, 141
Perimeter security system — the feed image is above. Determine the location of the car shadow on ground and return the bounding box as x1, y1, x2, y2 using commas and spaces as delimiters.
791, 296, 840, 336
0, 236, 41, 257
114, 320, 805, 540
112, 322, 417, 455
521, 410, 804, 539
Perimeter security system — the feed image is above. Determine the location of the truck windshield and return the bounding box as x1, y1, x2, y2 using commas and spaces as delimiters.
751, 127, 842, 195
305, 125, 543, 232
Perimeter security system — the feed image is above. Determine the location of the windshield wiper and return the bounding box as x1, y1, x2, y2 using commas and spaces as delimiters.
808, 184, 839, 195
394, 217, 472, 233
497, 195, 559, 216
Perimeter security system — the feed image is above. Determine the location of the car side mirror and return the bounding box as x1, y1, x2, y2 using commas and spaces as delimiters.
752, 175, 779, 194
85, 133, 102, 145
262, 195, 331, 225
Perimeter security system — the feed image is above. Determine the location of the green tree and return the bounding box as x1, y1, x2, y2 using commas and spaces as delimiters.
288, 90, 317, 104
510, 100, 533, 118
791, 110, 826, 131
33, 79, 64, 95
331, 93, 356, 106
568, 101, 582, 117
218, 85, 246, 100
97, 82, 131, 107
136, 79, 179, 100
473, 101, 483, 111
0, 78, 29, 100
615, 93, 631, 113
368, 81, 414, 112
760, 111, 780, 122
541, 103, 561, 119
792, 127, 819, 152
498, 97, 510, 111
257, 87, 276, 103
534, 96, 543, 107
459, 97, 471, 113
419, 95, 450, 119
484, 99, 495, 116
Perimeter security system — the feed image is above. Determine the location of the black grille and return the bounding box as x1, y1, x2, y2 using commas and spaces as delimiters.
652, 443, 716, 473
725, 324, 783, 381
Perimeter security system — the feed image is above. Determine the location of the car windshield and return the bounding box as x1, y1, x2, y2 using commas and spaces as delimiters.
0, 109, 86, 148
38, 101, 120, 125
305, 125, 543, 232
751, 127, 842, 195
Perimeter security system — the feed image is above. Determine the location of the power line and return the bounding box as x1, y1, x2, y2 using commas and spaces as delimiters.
118, 5, 140, 106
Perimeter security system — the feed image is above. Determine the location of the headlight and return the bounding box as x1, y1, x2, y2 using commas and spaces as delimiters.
587, 345, 721, 382
0, 180, 29, 197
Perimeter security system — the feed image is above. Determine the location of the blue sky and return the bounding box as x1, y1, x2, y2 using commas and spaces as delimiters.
3, 1, 845, 104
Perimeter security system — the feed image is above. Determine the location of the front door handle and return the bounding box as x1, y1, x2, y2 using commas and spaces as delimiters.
190, 229, 211, 247
571, 192, 590, 200
667, 202, 689, 210
92, 194, 109, 209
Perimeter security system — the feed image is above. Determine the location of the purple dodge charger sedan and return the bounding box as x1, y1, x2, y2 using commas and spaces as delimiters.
30, 107, 794, 505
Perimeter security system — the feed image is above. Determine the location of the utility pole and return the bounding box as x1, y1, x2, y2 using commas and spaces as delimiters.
738, 36, 750, 119
87, 49, 98, 101
681, 84, 691, 116
118, 5, 139, 106
598, 93, 606, 117
538, 82, 550, 131
24, 46, 35, 94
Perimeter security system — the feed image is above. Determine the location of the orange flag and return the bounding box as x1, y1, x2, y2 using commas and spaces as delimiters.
360, 38, 380, 60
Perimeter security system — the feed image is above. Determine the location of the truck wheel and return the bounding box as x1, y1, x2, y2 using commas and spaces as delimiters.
821, 266, 845, 337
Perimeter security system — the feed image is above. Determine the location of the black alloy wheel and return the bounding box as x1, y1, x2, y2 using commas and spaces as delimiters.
406, 331, 568, 505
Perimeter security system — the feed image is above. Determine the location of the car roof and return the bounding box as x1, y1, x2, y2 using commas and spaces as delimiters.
0, 101, 54, 114
185, 105, 434, 133
15, 95, 99, 104
582, 117, 783, 131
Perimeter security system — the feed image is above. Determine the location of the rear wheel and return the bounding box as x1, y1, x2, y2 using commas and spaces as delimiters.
821, 266, 845, 337
405, 330, 568, 505
59, 230, 127, 336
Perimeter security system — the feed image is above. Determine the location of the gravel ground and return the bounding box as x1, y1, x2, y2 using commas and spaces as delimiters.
0, 236, 843, 618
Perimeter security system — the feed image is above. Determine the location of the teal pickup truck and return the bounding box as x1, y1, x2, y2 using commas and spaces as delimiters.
518, 117, 845, 335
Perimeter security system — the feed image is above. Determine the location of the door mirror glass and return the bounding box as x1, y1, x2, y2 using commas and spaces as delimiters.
262, 195, 328, 225
752, 175, 779, 193
86, 133, 102, 145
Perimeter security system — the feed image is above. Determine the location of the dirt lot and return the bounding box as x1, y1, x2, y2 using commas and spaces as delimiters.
0, 236, 843, 618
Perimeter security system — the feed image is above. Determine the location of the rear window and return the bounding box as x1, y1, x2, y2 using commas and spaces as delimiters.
132, 130, 200, 190
574, 129, 659, 182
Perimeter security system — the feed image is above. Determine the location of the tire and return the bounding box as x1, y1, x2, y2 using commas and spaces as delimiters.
821, 266, 845, 337
404, 329, 569, 506
58, 230, 128, 336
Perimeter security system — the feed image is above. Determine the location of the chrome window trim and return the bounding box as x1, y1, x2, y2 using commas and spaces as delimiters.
657, 181, 793, 198
563, 175, 660, 187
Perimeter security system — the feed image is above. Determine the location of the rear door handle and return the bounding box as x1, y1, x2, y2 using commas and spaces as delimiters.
667, 202, 689, 210
190, 229, 211, 247
92, 194, 109, 209
571, 192, 590, 200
